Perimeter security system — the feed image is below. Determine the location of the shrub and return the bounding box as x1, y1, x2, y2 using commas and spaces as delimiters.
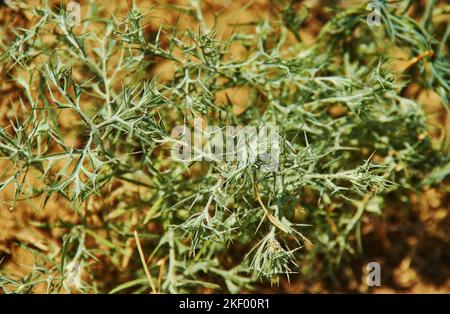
0, 0, 448, 293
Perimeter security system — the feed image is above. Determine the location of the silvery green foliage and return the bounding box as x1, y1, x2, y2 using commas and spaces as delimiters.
0, 0, 447, 293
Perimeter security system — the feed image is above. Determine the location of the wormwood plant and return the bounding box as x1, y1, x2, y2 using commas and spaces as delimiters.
0, 0, 448, 293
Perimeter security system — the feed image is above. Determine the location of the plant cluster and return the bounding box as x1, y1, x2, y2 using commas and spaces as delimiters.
0, 0, 448, 293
